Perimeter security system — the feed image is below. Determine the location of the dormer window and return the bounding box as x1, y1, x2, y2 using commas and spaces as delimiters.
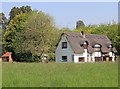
108, 44, 112, 48
84, 41, 87, 45
108, 44, 113, 51
94, 44, 101, 52
94, 44, 101, 47
83, 41, 88, 49
62, 42, 67, 49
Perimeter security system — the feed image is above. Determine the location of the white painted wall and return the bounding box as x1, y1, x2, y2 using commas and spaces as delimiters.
93, 52, 102, 57
74, 54, 84, 63
112, 53, 115, 62
109, 52, 112, 57
91, 54, 95, 62
55, 35, 74, 62
83, 49, 87, 62
88, 54, 91, 62
91, 52, 101, 62
74, 49, 88, 63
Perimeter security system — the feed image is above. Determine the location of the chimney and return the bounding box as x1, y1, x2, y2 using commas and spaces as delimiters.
81, 31, 85, 38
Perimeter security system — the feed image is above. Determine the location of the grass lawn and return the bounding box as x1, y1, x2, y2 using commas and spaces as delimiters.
2, 62, 118, 87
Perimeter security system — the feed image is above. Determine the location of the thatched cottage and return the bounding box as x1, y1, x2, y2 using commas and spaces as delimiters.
55, 32, 117, 63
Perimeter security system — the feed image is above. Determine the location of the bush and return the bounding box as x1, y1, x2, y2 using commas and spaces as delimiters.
32, 55, 40, 62
48, 53, 55, 62
14, 52, 32, 62
13, 52, 42, 62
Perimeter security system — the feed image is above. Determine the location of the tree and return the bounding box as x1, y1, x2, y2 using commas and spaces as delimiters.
12, 11, 56, 61
3, 13, 28, 53
9, 7, 21, 20
76, 20, 85, 29
9, 6, 32, 20
20, 6, 32, 13
3, 10, 63, 62
0, 13, 8, 29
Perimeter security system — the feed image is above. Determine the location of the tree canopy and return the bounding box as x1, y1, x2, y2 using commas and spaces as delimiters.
0, 13, 8, 29
9, 6, 32, 20
76, 20, 85, 29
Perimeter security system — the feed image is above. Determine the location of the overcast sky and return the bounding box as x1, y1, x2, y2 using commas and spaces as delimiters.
1, 2, 118, 29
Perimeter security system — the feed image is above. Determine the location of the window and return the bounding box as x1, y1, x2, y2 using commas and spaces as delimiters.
108, 44, 113, 51
62, 56, 67, 62
94, 44, 101, 52
62, 42, 67, 49
83, 41, 88, 49
78, 57, 84, 62
94, 48, 100, 52
94, 44, 101, 47
83, 44, 88, 49
108, 44, 112, 48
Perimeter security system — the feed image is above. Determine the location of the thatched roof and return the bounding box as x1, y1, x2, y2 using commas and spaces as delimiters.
61, 32, 117, 54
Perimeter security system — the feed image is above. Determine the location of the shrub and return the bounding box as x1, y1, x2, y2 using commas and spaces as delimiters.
14, 52, 32, 62
48, 53, 55, 62
32, 55, 40, 62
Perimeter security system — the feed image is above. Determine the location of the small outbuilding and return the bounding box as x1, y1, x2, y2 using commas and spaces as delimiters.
2, 52, 13, 62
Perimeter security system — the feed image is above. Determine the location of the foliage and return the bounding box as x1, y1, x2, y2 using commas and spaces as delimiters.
13, 52, 32, 62
48, 53, 55, 61
15, 11, 55, 58
3, 9, 70, 62
9, 6, 32, 20
0, 13, 8, 29
2, 62, 118, 87
76, 20, 85, 29
3, 13, 28, 53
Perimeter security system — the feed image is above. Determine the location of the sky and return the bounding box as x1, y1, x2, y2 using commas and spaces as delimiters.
1, 2, 118, 29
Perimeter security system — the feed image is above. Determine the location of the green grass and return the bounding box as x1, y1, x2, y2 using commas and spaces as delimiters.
2, 62, 118, 87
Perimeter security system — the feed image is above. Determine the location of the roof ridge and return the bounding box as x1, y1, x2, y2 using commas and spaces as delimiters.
63, 32, 107, 37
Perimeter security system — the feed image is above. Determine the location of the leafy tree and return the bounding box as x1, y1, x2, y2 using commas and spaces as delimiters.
9, 7, 21, 20
20, 6, 32, 13
3, 13, 28, 54
76, 20, 85, 29
3, 10, 63, 62
13, 11, 56, 61
0, 13, 8, 29
9, 6, 32, 20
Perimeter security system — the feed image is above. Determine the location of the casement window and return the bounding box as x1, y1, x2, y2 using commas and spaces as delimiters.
62, 42, 67, 49
62, 56, 67, 62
